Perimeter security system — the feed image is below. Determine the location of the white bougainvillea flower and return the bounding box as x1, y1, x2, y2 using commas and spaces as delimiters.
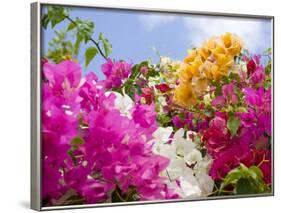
105, 91, 133, 118
168, 178, 201, 198
173, 129, 196, 157
184, 149, 203, 165
153, 126, 173, 143
166, 159, 187, 180
166, 166, 201, 198
176, 173, 202, 198
196, 172, 214, 196
152, 127, 174, 157
152, 127, 214, 198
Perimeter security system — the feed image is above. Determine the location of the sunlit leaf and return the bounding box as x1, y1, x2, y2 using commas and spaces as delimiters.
85, 47, 98, 67
227, 115, 240, 136
99, 32, 112, 57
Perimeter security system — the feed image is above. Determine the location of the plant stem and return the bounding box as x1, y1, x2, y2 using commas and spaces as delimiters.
115, 189, 127, 202
165, 169, 172, 183
64, 16, 108, 61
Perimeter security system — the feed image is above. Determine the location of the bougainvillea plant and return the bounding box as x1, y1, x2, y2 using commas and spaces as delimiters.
41, 6, 272, 206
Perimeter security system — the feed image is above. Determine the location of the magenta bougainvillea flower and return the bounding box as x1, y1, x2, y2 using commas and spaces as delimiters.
42, 60, 178, 204
101, 58, 132, 89
204, 84, 271, 182
203, 114, 230, 158
222, 83, 238, 104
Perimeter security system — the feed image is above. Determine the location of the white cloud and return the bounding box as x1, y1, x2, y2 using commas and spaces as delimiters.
138, 14, 176, 31
137, 13, 272, 53
182, 15, 272, 53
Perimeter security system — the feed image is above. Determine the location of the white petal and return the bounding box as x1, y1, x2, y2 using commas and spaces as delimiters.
196, 172, 214, 196
174, 128, 185, 140
153, 127, 173, 143
177, 175, 202, 198
175, 139, 196, 156
156, 143, 176, 160
184, 149, 203, 165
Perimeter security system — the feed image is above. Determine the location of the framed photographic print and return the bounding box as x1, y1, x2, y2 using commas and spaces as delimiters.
31, 1, 274, 211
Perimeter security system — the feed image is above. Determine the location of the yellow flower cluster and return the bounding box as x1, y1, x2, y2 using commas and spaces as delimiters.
174, 32, 243, 108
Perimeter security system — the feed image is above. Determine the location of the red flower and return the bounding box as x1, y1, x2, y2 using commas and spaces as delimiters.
141, 87, 154, 104
202, 116, 231, 157
155, 83, 170, 93
247, 59, 256, 75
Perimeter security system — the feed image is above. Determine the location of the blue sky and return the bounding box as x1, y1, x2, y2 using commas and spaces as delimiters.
42, 6, 272, 79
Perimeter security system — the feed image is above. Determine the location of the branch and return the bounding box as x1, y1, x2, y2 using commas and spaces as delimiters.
64, 16, 108, 61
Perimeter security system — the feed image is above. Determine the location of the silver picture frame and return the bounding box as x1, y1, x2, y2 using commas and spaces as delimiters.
31, 1, 274, 211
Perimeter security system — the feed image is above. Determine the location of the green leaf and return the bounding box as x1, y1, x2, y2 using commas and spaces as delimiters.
221, 164, 271, 195
235, 106, 247, 112
157, 114, 171, 126
264, 47, 272, 54
71, 136, 85, 146
229, 72, 240, 82
74, 36, 82, 56
85, 47, 98, 67
221, 169, 242, 190
248, 166, 264, 180
42, 14, 50, 29
263, 81, 271, 90
67, 22, 76, 31
212, 80, 222, 96
235, 178, 257, 195
227, 115, 240, 136
47, 6, 69, 28
265, 61, 271, 75
46, 30, 74, 63
123, 61, 149, 97
98, 32, 112, 57
76, 18, 95, 43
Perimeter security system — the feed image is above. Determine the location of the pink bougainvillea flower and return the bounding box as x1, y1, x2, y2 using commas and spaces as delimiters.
80, 99, 175, 201
81, 180, 115, 204
140, 65, 149, 76
132, 102, 158, 138
222, 83, 238, 105
250, 66, 266, 85
43, 60, 82, 90
211, 96, 226, 107
243, 87, 268, 107
253, 54, 261, 65
101, 58, 132, 89
41, 60, 83, 200
203, 115, 230, 157
206, 84, 271, 182
209, 141, 253, 180
42, 60, 178, 204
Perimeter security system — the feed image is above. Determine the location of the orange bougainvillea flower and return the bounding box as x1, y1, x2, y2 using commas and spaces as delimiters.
174, 32, 243, 108
174, 81, 197, 107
